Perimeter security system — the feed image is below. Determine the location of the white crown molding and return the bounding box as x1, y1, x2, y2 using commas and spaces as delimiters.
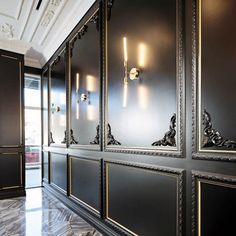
24, 56, 42, 68
0, 38, 31, 54
42, 0, 95, 65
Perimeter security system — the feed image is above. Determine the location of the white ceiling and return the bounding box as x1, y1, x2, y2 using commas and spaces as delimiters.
0, 0, 95, 68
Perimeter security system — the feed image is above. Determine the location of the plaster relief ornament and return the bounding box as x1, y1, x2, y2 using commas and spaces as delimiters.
51, 0, 62, 6
1, 23, 14, 39
41, 10, 55, 27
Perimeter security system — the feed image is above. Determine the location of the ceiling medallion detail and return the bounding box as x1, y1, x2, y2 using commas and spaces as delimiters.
152, 114, 176, 146
202, 109, 236, 148
1, 23, 14, 38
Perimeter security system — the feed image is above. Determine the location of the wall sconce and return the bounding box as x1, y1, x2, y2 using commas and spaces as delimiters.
51, 103, 60, 114
76, 73, 80, 119
123, 37, 141, 82
123, 37, 142, 107
75, 73, 95, 120
80, 91, 90, 102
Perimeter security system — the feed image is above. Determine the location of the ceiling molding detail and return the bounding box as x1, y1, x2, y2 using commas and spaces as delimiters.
24, 57, 42, 68
0, 0, 24, 20
0, 0, 96, 68
0, 39, 31, 55
1, 23, 14, 39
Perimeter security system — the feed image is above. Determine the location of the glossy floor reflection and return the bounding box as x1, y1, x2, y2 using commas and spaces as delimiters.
0, 188, 103, 236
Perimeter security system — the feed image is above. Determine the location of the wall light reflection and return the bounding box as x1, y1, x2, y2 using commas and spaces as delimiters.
86, 75, 97, 92
138, 42, 148, 68
138, 85, 149, 109
123, 82, 128, 107
87, 104, 96, 121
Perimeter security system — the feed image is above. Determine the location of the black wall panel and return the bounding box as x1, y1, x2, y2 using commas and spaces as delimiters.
50, 50, 67, 145
0, 153, 22, 189
106, 163, 180, 236
0, 49, 25, 199
0, 54, 22, 147
201, 0, 236, 142
41, 0, 236, 236
50, 153, 67, 192
107, 0, 177, 148
70, 11, 100, 146
192, 172, 236, 236
200, 183, 236, 236
70, 157, 101, 212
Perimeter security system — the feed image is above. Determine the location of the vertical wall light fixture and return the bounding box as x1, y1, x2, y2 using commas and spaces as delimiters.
76, 74, 97, 121
76, 73, 80, 120
122, 36, 141, 107
123, 37, 128, 107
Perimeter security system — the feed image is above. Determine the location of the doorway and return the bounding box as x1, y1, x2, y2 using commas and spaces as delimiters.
24, 74, 41, 188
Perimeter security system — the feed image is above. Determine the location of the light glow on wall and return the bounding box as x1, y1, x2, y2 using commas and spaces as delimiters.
86, 75, 97, 92
138, 42, 148, 68
123, 82, 128, 107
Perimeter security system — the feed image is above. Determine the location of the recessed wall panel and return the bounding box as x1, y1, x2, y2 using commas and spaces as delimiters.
107, 0, 180, 150
50, 50, 67, 145
70, 157, 100, 212
0, 55, 22, 147
50, 153, 67, 192
192, 172, 236, 236
70, 11, 100, 146
106, 162, 182, 235
0, 153, 22, 189
194, 0, 236, 154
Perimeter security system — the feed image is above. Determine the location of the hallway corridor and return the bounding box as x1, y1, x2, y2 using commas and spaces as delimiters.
0, 188, 103, 236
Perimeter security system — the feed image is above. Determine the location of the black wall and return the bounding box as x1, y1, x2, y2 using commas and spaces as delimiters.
0, 49, 25, 199
42, 0, 236, 236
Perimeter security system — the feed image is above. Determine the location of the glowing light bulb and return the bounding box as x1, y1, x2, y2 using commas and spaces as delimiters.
123, 82, 128, 107
123, 37, 128, 62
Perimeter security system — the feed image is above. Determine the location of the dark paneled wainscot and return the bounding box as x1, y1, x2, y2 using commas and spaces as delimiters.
42, 0, 236, 236
0, 49, 25, 199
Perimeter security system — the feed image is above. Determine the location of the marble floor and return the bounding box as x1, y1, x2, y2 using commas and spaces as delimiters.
0, 188, 103, 236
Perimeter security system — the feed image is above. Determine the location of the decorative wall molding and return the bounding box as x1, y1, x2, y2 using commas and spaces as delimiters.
61, 129, 78, 144
107, 124, 121, 145
90, 124, 121, 145
191, 171, 236, 236
70, 25, 88, 57
49, 131, 55, 144
202, 110, 236, 148
152, 114, 176, 147
50, 48, 66, 69
89, 11, 99, 31
90, 125, 100, 145
104, 0, 184, 157
191, 0, 236, 160
70, 10, 99, 57
104, 160, 184, 236
107, 0, 113, 21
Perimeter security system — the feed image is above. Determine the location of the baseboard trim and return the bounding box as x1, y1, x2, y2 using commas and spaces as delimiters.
43, 183, 120, 236
0, 188, 26, 199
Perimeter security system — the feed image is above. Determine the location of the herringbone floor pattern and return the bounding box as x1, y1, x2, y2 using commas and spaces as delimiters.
0, 188, 103, 236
